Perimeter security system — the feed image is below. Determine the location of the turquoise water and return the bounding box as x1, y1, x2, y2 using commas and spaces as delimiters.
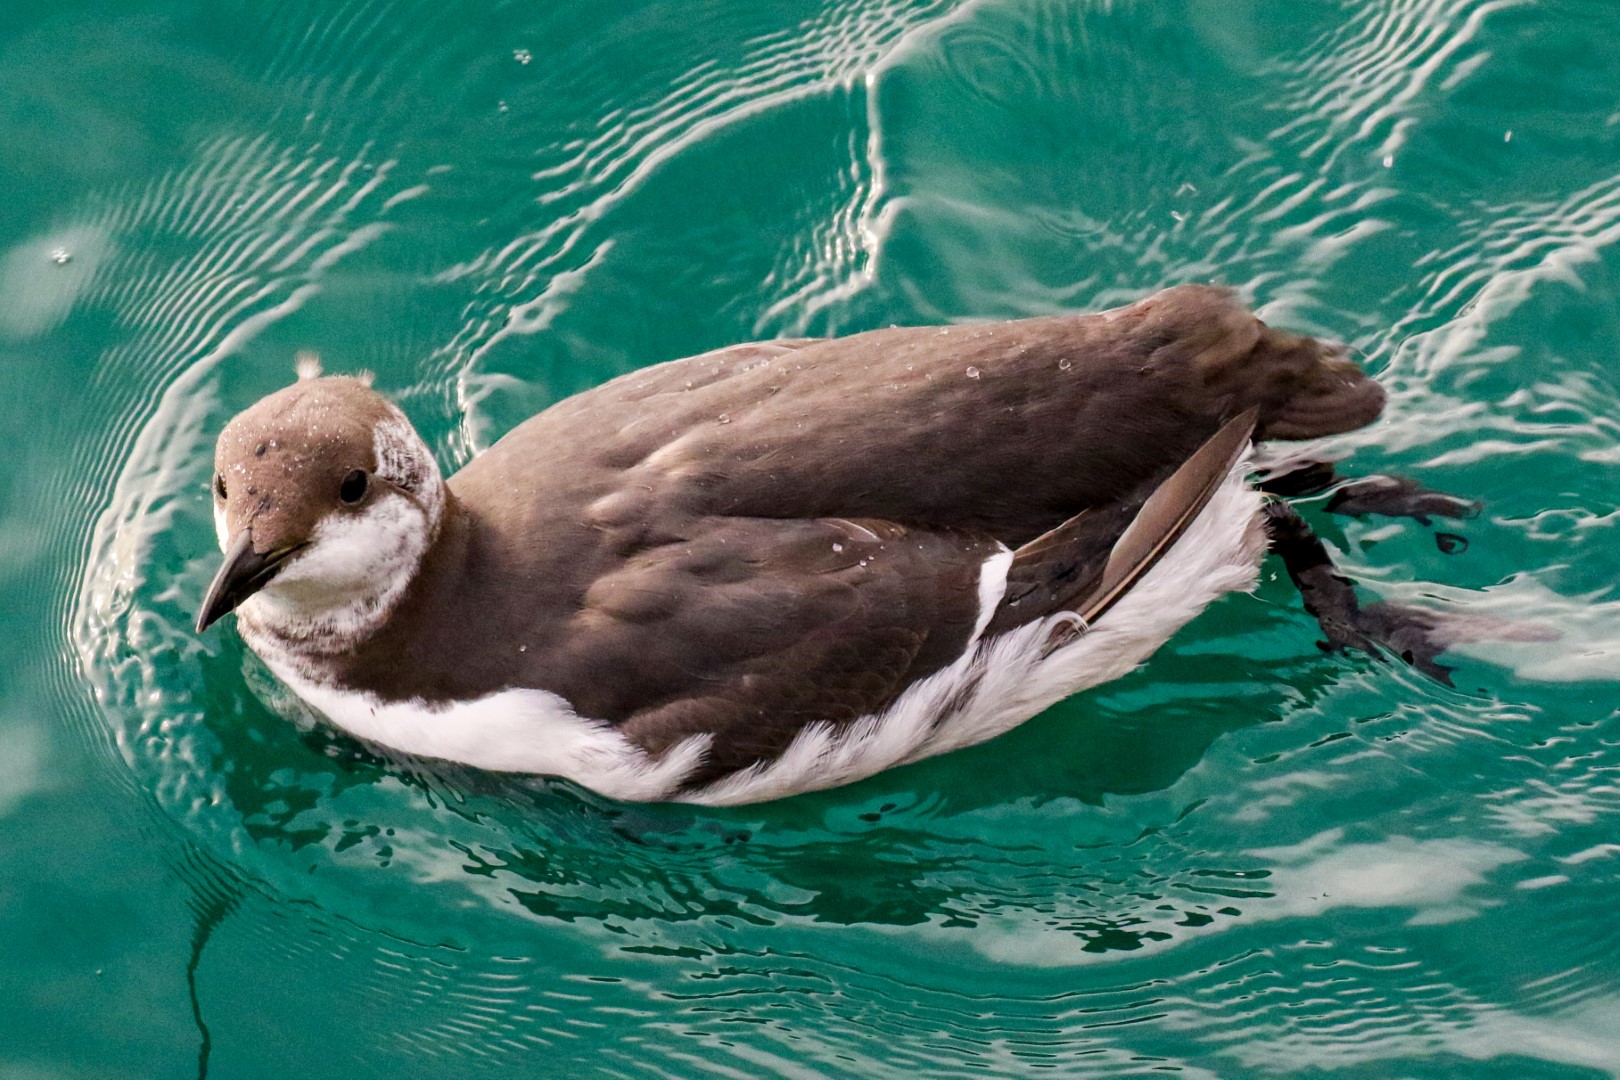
3, 0, 1619, 1075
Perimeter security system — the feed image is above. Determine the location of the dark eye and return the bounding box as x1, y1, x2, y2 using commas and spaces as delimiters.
213, 473, 227, 501
339, 469, 369, 504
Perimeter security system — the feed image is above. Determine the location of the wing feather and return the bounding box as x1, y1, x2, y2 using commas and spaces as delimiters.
986, 408, 1257, 636
1079, 406, 1257, 623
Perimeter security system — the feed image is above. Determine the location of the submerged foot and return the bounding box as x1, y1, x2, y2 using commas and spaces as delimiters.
1264, 501, 1459, 684
1260, 461, 1482, 526
1325, 474, 1482, 526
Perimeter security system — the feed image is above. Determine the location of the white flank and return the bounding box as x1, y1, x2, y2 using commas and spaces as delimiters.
255, 649, 711, 801
244, 458, 1265, 805
971, 544, 1015, 644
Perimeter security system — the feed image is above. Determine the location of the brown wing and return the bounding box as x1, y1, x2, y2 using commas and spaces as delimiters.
562, 515, 1003, 786
985, 409, 1256, 637
595, 411, 1252, 785
469, 285, 1380, 548
1077, 407, 1256, 622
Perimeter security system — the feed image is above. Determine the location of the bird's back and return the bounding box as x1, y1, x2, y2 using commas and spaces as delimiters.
452, 284, 1381, 548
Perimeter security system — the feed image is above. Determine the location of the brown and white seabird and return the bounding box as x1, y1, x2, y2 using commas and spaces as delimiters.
196, 284, 1447, 805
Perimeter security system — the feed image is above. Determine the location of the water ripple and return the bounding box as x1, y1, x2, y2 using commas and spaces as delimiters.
33, 0, 1620, 1075
1272, 0, 1528, 170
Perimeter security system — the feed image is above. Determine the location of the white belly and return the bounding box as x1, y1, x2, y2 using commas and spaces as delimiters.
248, 462, 1266, 805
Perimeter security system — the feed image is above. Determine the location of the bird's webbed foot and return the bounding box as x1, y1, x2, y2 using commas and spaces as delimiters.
1263, 501, 1458, 685
1259, 459, 1482, 526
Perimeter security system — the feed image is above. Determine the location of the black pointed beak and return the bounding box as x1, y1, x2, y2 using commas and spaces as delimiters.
196, 530, 305, 633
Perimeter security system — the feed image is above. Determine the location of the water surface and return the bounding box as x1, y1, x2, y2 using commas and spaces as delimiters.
3, 0, 1619, 1076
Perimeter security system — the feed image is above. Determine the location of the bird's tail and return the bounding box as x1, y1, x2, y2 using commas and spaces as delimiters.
1125, 285, 1386, 441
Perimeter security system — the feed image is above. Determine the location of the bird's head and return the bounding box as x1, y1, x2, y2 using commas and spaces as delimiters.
196, 369, 444, 641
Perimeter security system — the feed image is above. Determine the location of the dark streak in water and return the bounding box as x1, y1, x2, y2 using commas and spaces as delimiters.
177, 848, 245, 1080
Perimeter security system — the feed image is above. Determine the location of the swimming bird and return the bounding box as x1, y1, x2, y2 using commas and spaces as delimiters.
197, 285, 1407, 805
